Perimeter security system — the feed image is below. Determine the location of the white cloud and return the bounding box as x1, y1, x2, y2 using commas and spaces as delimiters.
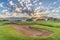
28, 7, 31, 10
9, 1, 14, 5
18, 0, 24, 4
25, 0, 30, 3
21, 0, 25, 2
15, 7, 22, 13
33, 0, 37, 3
52, 7, 60, 13
39, 2, 42, 5
2, 10, 8, 13
52, 10, 55, 12
56, 10, 60, 12
0, 2, 3, 8
59, 7, 60, 8
18, 0, 20, 2
53, 2, 57, 5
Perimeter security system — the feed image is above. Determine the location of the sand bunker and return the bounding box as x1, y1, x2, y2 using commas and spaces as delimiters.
5, 24, 53, 36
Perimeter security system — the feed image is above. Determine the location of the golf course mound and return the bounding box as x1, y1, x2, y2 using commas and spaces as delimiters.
5, 24, 53, 36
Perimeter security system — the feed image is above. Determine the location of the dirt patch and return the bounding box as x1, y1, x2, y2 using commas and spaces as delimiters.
5, 24, 53, 36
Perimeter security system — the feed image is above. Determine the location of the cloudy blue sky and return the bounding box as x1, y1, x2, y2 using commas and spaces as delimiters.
0, 0, 60, 18
0, 0, 60, 9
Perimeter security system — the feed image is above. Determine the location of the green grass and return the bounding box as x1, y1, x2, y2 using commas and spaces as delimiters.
16, 21, 60, 28
0, 20, 60, 40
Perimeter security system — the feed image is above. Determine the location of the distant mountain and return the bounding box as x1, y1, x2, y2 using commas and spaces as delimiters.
0, 17, 30, 20
0, 16, 60, 21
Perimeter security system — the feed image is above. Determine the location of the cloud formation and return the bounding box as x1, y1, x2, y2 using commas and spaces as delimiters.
9, 0, 14, 5
0, 2, 3, 8
0, 0, 60, 18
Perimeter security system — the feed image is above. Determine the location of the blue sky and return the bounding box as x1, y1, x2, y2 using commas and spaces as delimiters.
0, 0, 60, 18
0, 0, 60, 9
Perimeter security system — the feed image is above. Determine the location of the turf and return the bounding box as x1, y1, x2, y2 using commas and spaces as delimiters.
0, 21, 60, 40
